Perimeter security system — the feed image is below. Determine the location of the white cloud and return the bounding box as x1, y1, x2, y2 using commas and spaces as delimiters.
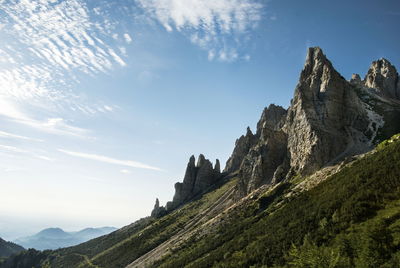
58, 149, 163, 171
123, 33, 132, 44
0, 144, 28, 154
0, 143, 53, 161
0, 130, 43, 142
137, 0, 263, 62
120, 169, 131, 174
0, 0, 129, 117
0, 98, 89, 138
103, 105, 114, 112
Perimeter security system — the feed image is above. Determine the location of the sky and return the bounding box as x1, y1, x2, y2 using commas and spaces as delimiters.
0, 0, 399, 240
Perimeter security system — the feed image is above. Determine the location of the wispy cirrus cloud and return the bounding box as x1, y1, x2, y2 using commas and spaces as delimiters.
137, 0, 263, 62
58, 149, 163, 171
0, 0, 129, 121
0, 143, 54, 161
0, 130, 43, 142
0, 98, 88, 138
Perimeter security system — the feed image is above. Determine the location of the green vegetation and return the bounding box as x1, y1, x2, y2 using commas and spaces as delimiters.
0, 238, 24, 258
151, 133, 400, 267
2, 135, 400, 268
0, 177, 238, 268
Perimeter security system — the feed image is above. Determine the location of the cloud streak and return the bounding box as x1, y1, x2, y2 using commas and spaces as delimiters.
0, 143, 53, 161
0, 0, 129, 118
0, 98, 89, 138
0, 130, 43, 142
137, 0, 263, 62
58, 149, 163, 171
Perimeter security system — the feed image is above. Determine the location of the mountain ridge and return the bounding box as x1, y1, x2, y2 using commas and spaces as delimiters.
2, 47, 400, 268
13, 227, 117, 251
0, 238, 24, 259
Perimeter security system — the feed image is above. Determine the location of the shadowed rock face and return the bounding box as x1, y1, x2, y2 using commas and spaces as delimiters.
224, 127, 257, 173
364, 58, 400, 99
151, 198, 166, 218
236, 104, 288, 196
154, 47, 400, 214
284, 47, 370, 175
226, 47, 400, 197
152, 155, 222, 216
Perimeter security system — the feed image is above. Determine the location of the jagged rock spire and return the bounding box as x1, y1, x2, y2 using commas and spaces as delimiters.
151, 198, 166, 218
364, 58, 400, 99
196, 154, 206, 167
285, 46, 369, 174
350, 73, 362, 85
224, 127, 257, 173
165, 154, 222, 212
214, 159, 220, 173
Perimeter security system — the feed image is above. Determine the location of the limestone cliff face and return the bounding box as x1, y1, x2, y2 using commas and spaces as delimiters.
236, 105, 288, 196
156, 155, 221, 213
284, 47, 371, 175
224, 127, 257, 174
364, 58, 400, 99
154, 47, 400, 216
227, 47, 400, 196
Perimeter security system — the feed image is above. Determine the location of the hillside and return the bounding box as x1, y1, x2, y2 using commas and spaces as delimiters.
0, 238, 24, 259
2, 47, 400, 268
14, 227, 117, 250
2, 135, 400, 268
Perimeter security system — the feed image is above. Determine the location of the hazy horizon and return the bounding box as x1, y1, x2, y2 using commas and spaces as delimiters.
1, 0, 399, 241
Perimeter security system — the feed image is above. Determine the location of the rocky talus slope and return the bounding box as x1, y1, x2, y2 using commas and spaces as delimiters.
2, 47, 400, 268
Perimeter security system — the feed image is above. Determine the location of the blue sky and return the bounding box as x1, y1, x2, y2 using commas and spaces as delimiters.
0, 0, 399, 240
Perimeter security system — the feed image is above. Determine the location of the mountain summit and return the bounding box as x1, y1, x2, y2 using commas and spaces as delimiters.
158, 47, 400, 204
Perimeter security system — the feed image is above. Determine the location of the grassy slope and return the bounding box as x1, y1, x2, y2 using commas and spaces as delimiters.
0, 238, 24, 261
151, 134, 400, 268
0, 177, 237, 268
2, 135, 399, 268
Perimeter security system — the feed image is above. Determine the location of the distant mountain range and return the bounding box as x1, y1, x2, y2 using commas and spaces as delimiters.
14, 227, 117, 250
0, 238, 24, 258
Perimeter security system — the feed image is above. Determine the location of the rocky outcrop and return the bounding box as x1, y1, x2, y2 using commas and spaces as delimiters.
151, 198, 166, 218
154, 47, 400, 214
227, 47, 400, 197
164, 155, 222, 212
235, 104, 288, 196
284, 47, 371, 175
350, 73, 362, 85
364, 58, 400, 99
237, 129, 288, 196
224, 127, 257, 173
256, 104, 287, 134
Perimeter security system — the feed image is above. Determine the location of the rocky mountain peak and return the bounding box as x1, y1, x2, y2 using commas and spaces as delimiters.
364, 58, 400, 99
350, 73, 362, 85
232, 47, 400, 197
285, 47, 371, 175
188, 155, 195, 167
224, 127, 257, 173
155, 47, 400, 216
214, 159, 221, 173
256, 104, 287, 136
246, 126, 253, 136
196, 154, 206, 167
151, 198, 166, 218
162, 154, 222, 212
